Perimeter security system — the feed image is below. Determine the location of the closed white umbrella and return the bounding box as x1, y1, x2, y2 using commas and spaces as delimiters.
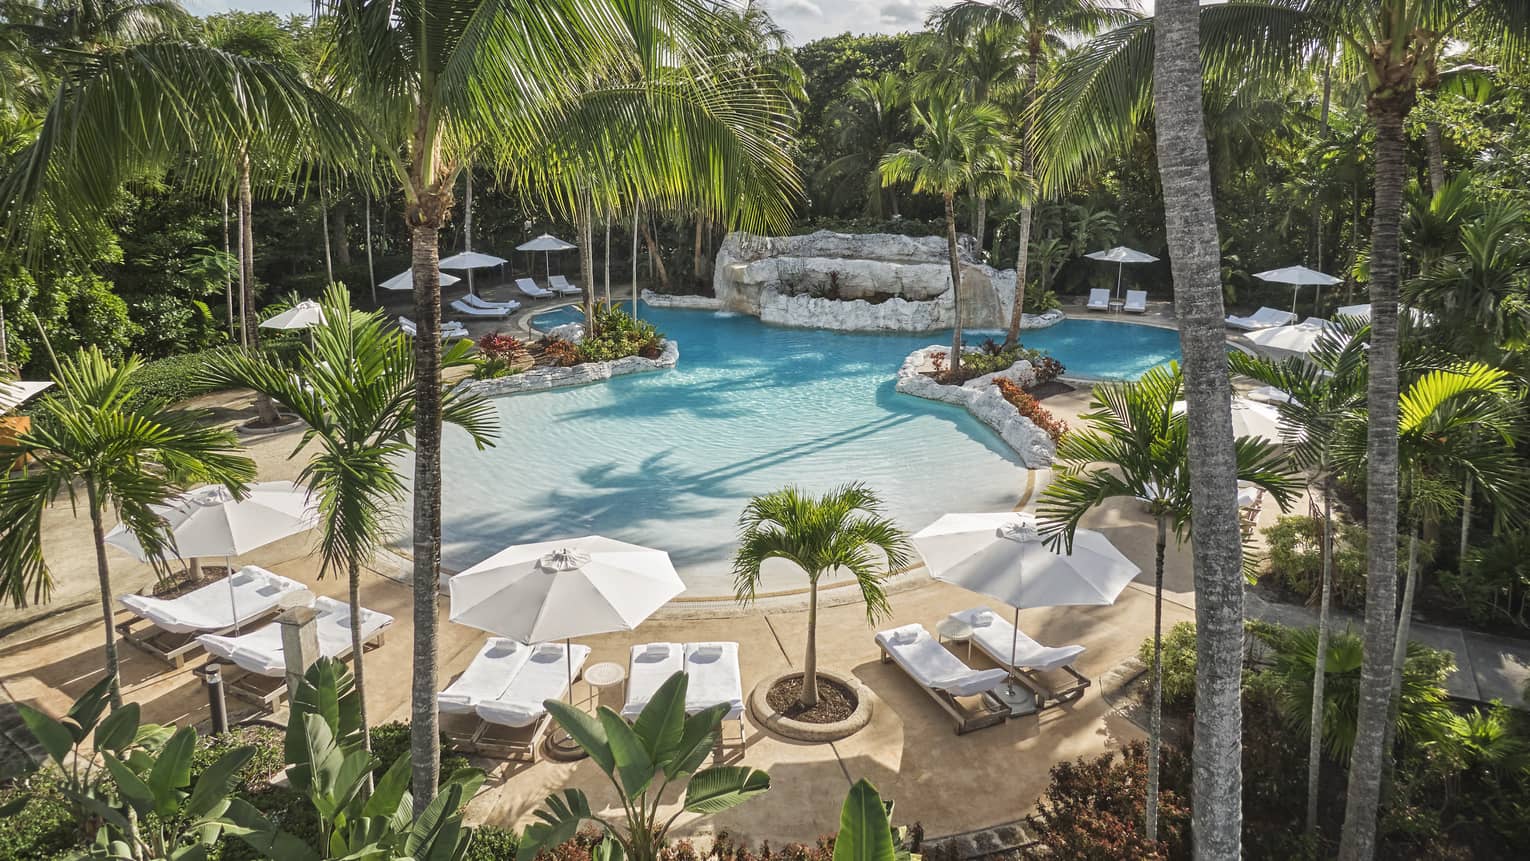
1254, 265, 1341, 315
259, 300, 326, 333
912, 513, 1139, 706
516, 233, 577, 280
1085, 246, 1159, 300
378, 269, 461, 292
448, 535, 684, 737
106, 481, 319, 631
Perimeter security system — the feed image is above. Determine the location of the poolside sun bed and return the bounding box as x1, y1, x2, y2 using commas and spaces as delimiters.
197, 596, 393, 708
398, 316, 468, 339
116, 567, 312, 667
437, 638, 534, 744
621, 642, 684, 719
1225, 306, 1297, 331
947, 608, 1090, 709
515, 278, 555, 299
1123, 290, 1148, 313
548, 275, 582, 296
473, 642, 592, 762
449, 298, 511, 318
876, 624, 1011, 734
685, 642, 746, 751
462, 294, 521, 312
1085, 288, 1111, 311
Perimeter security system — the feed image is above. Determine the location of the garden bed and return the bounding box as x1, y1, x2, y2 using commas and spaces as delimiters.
749, 669, 871, 742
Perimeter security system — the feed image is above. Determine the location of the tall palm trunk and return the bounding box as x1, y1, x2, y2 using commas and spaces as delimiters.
406, 127, 451, 806
364, 193, 377, 306
1003, 39, 1041, 350
1339, 92, 1411, 861
1379, 518, 1424, 784
223, 196, 234, 341
801, 578, 820, 709
86, 478, 122, 710
321, 188, 335, 284
692, 216, 705, 288
578, 189, 596, 325
1425, 123, 1445, 194
1152, 2, 1245, 855
972, 197, 986, 254
640, 218, 670, 291
604, 215, 612, 307
1146, 514, 1166, 841
240, 156, 280, 425
1307, 480, 1335, 835
349, 558, 373, 799
942, 191, 964, 377
631, 205, 641, 316
1458, 476, 1472, 563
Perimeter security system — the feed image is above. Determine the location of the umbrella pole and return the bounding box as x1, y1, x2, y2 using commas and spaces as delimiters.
1009, 606, 1021, 697
227, 556, 240, 634
1115, 262, 1124, 300
1291, 285, 1298, 316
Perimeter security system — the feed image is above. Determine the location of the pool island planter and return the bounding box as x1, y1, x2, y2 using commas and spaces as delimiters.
895, 346, 1057, 469
459, 339, 679, 398
748, 669, 872, 743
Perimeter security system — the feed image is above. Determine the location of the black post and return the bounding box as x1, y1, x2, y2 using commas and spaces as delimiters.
203, 663, 229, 735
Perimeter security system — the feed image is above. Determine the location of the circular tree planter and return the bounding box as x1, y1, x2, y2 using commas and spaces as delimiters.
748, 668, 872, 743
236, 413, 305, 435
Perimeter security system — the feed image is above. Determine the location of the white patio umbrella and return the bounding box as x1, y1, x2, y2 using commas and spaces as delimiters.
259, 301, 326, 342
448, 535, 684, 732
516, 233, 577, 280
1254, 265, 1341, 315
1245, 317, 1335, 360
1084, 246, 1159, 300
378, 269, 461, 292
105, 481, 319, 631
0, 380, 52, 415
439, 251, 508, 297
1336, 303, 1435, 327
912, 512, 1139, 704
1172, 397, 1301, 445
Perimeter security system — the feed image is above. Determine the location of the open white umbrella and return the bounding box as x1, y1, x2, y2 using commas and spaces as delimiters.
439, 251, 509, 297
378, 269, 461, 292
448, 535, 683, 738
516, 233, 577, 280
0, 380, 52, 415
259, 300, 326, 332
912, 513, 1139, 706
1254, 265, 1341, 315
1245, 317, 1335, 360
105, 481, 319, 631
1172, 397, 1301, 445
1336, 303, 1435, 327
1085, 246, 1159, 300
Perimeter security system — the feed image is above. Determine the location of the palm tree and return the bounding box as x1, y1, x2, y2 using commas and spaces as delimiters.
930, 0, 1134, 348
1039, 362, 1300, 844
1231, 318, 1369, 836
879, 96, 1007, 378
199, 285, 498, 750
0, 347, 255, 708
732, 484, 913, 710
815, 74, 908, 218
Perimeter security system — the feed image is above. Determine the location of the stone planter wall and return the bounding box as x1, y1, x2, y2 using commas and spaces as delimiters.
640, 289, 723, 310
895, 345, 1057, 468
459, 339, 679, 398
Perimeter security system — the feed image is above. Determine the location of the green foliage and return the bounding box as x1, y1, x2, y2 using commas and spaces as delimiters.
1136, 622, 1199, 710
1024, 742, 1190, 859
1440, 530, 1530, 630
126, 350, 235, 408
579, 304, 664, 364
522, 673, 771, 861
465, 825, 520, 861
367, 721, 470, 787
1259, 515, 1372, 611
0, 769, 85, 861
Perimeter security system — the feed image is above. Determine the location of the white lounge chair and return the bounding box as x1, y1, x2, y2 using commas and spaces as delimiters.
117, 567, 312, 667
197, 597, 393, 708
474, 642, 591, 762
622, 642, 684, 719
876, 624, 1011, 734
1124, 290, 1148, 313
449, 298, 510, 318
515, 278, 555, 299
438, 638, 534, 744
948, 608, 1089, 709
1225, 306, 1298, 331
398, 316, 468, 339
462, 294, 521, 312
548, 275, 582, 296
684, 642, 746, 750
1085, 288, 1111, 311
1245, 384, 1301, 407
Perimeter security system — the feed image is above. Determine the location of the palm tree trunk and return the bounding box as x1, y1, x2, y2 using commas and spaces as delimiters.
943, 192, 964, 377
604, 214, 612, 307
641, 218, 670, 291
1379, 519, 1423, 792
1339, 93, 1410, 861
85, 479, 122, 710
240, 155, 280, 426
1425, 122, 1446, 194
1458, 475, 1472, 564
1004, 39, 1039, 350
578, 189, 596, 325
1151, 3, 1245, 855
406, 152, 450, 806
802, 578, 819, 709
1146, 515, 1166, 842
631, 204, 641, 316
692, 216, 705, 289
1307, 481, 1335, 835
223, 196, 234, 341
1005, 206, 1034, 348
321, 187, 335, 285
332, 201, 351, 267
972, 197, 986, 255
364, 193, 377, 306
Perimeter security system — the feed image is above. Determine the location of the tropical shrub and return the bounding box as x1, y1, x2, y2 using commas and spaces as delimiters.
1135, 621, 1198, 710
473, 332, 530, 379
0, 769, 81, 861
993, 378, 1067, 442
1024, 742, 1190, 860
1439, 531, 1530, 631
578, 304, 664, 363
1023, 288, 1063, 314
1030, 355, 1066, 386
541, 337, 581, 367
367, 720, 470, 785
1259, 515, 1372, 611
127, 350, 232, 407
466, 825, 520, 861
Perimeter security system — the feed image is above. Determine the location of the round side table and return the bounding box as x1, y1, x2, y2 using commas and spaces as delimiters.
935, 617, 975, 662
584, 661, 627, 710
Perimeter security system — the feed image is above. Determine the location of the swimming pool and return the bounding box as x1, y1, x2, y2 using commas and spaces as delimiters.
423, 306, 1179, 596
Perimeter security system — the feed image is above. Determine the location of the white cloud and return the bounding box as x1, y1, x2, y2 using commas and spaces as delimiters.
772, 0, 823, 16
877, 0, 928, 28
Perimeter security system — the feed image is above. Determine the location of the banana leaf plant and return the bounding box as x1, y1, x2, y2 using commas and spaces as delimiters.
224, 657, 485, 861
833, 779, 918, 861
521, 672, 771, 861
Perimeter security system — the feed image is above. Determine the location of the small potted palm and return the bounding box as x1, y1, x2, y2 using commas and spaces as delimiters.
734, 482, 912, 742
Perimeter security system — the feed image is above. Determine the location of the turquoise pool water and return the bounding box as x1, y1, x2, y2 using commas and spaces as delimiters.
427, 306, 1180, 595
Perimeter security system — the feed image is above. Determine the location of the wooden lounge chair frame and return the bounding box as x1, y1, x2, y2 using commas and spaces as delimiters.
115, 607, 281, 669
879, 646, 1011, 734
212, 628, 388, 710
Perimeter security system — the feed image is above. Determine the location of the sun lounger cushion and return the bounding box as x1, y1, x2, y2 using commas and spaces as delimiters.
450, 298, 509, 318
516, 278, 554, 298
197, 597, 393, 676
1225, 306, 1297, 331
120, 567, 311, 634
548, 275, 581, 295
949, 608, 1085, 673
622, 642, 683, 719
876, 624, 1008, 697
1124, 290, 1148, 312
476, 643, 591, 728
684, 642, 743, 720
1086, 288, 1110, 310
438, 638, 532, 715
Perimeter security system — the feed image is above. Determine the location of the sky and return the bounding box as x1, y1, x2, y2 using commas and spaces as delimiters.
187, 1, 1153, 46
